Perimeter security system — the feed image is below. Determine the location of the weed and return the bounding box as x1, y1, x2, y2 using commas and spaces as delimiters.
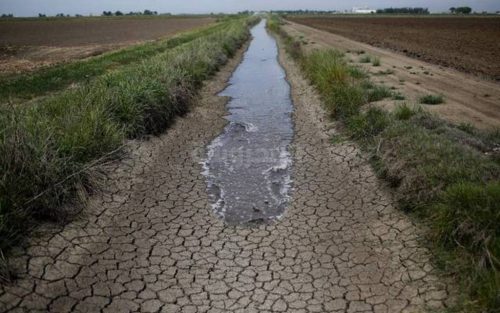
420, 94, 444, 105
359, 55, 371, 63
392, 92, 406, 100
458, 122, 475, 135
393, 103, 419, 120
366, 85, 392, 102
374, 69, 394, 76
347, 107, 389, 140
371, 57, 381, 67
330, 134, 347, 144
348, 67, 368, 79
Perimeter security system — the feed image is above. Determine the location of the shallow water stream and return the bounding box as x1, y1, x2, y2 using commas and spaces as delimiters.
202, 20, 294, 225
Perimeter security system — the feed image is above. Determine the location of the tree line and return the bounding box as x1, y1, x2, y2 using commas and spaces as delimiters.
376, 7, 429, 14
102, 10, 159, 16
271, 10, 338, 15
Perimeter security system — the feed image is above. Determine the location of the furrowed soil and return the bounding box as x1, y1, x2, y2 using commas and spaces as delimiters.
282, 19, 500, 129
288, 16, 500, 81
0, 25, 455, 313
0, 17, 214, 74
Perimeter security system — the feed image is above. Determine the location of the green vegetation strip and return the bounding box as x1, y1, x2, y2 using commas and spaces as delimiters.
0, 17, 259, 266
268, 16, 500, 312
0, 21, 227, 101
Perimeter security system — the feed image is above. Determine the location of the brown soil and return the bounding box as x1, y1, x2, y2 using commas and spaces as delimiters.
288, 16, 500, 81
0, 17, 214, 74
282, 20, 500, 129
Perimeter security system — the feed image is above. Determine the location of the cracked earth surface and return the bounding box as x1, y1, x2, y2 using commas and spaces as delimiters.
0, 33, 454, 313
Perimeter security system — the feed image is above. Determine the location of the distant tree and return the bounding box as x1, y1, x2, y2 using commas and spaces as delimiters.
450, 7, 456, 14
102, 11, 113, 16
38, 13, 46, 17
75, 14, 82, 17
143, 9, 155, 15
56, 13, 65, 17
455, 6, 472, 14
114, 10, 123, 16
1, 13, 14, 18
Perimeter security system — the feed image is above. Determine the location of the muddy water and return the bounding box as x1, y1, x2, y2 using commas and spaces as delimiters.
202, 20, 294, 225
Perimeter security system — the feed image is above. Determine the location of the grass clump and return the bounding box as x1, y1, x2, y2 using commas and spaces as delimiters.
419, 94, 444, 105
359, 55, 371, 63
433, 182, 500, 311
392, 92, 405, 100
393, 103, 419, 120
302, 49, 366, 119
0, 17, 256, 256
374, 69, 394, 76
457, 122, 475, 135
366, 85, 392, 102
371, 56, 381, 67
347, 107, 389, 140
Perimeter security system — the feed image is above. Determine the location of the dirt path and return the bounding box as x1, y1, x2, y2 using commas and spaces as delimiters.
0, 33, 453, 313
287, 17, 500, 81
283, 20, 500, 130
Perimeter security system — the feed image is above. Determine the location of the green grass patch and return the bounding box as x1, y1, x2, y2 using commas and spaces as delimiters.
371, 56, 381, 67
420, 94, 445, 105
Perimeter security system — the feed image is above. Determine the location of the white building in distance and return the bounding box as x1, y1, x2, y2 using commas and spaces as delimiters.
352, 7, 376, 14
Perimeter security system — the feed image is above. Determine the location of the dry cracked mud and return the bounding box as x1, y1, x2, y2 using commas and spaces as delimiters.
0, 34, 454, 313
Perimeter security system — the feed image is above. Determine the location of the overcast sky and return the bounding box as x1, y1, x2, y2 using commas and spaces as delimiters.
1, 0, 499, 16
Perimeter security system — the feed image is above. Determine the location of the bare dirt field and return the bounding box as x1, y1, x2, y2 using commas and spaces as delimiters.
283, 20, 500, 129
288, 16, 500, 81
0, 16, 214, 74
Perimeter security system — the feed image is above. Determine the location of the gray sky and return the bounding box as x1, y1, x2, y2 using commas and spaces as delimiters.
1, 0, 499, 16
